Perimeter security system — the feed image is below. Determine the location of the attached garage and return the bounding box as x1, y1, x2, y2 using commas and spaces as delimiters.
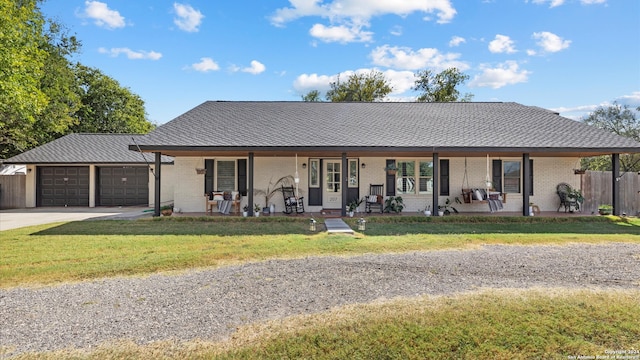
3, 133, 174, 208
97, 167, 149, 206
37, 166, 90, 207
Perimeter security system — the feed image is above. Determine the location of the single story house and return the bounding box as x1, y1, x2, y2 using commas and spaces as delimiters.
2, 133, 174, 208
129, 101, 640, 216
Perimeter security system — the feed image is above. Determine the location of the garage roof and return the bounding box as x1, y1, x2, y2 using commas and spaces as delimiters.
3, 133, 174, 165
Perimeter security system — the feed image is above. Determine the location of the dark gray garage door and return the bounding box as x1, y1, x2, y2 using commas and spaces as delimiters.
37, 167, 90, 207
98, 167, 149, 206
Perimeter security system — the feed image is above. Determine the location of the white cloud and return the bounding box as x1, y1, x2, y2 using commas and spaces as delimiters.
488, 34, 517, 54
469, 61, 531, 89
241, 60, 266, 75
449, 36, 466, 47
190, 57, 220, 72
530, 0, 606, 7
173, 3, 204, 32
369, 45, 469, 71
390, 25, 403, 36
271, 0, 456, 43
98, 47, 162, 60
271, 0, 457, 25
552, 92, 639, 120
309, 23, 373, 43
81, 1, 125, 29
293, 68, 415, 98
532, 31, 571, 53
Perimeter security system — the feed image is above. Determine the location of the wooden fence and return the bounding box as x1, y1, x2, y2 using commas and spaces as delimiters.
581, 170, 639, 216
0, 175, 26, 209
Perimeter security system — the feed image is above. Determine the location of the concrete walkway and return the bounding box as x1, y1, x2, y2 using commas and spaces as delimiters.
324, 218, 354, 234
0, 207, 152, 231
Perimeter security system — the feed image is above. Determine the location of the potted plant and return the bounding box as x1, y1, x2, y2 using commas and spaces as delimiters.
254, 203, 261, 217
347, 197, 363, 217
254, 175, 295, 213
598, 204, 612, 215
438, 197, 460, 215
242, 205, 249, 217
384, 163, 398, 175
568, 189, 584, 212
422, 205, 431, 216
160, 204, 173, 216
384, 196, 404, 214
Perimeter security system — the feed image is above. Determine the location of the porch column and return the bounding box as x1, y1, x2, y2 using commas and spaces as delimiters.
612, 153, 620, 216
248, 152, 254, 216
341, 153, 348, 217
522, 153, 531, 216
154, 152, 161, 217
432, 153, 439, 215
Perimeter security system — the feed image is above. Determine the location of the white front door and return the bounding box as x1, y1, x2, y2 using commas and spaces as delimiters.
323, 160, 342, 209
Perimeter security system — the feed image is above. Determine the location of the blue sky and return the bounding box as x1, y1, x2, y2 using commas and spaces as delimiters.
41, 0, 639, 125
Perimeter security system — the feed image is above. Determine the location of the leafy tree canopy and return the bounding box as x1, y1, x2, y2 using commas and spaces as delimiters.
301, 90, 322, 102
580, 102, 640, 172
0, 0, 153, 159
413, 67, 473, 102
326, 70, 392, 102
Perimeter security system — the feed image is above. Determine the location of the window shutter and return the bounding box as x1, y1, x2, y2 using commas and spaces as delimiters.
204, 159, 214, 193
237, 159, 247, 196
439, 159, 449, 196
386, 159, 395, 196
492, 160, 502, 192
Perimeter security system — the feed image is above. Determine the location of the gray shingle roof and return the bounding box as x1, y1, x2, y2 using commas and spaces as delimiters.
134, 101, 640, 154
3, 133, 173, 164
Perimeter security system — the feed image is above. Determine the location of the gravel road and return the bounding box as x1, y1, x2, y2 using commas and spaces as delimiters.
1, 243, 639, 357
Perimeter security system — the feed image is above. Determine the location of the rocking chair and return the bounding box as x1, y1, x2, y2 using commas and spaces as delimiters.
282, 185, 304, 214
556, 182, 578, 212
365, 184, 384, 213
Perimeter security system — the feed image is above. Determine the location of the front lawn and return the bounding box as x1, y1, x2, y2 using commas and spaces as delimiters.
1, 216, 638, 288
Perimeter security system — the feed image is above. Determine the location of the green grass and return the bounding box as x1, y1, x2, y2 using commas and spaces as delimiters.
9, 288, 639, 360
1, 216, 638, 288
2, 216, 639, 359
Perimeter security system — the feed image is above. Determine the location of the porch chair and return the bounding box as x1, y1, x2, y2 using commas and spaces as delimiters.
282, 185, 304, 214
556, 182, 577, 212
365, 184, 384, 213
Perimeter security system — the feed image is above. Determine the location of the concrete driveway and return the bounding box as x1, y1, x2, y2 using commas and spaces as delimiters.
0, 207, 152, 231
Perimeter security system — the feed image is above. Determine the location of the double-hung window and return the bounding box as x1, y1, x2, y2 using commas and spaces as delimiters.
395, 160, 433, 194
503, 161, 521, 193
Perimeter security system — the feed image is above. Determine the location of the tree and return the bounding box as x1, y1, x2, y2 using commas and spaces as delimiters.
71, 64, 153, 134
0, 0, 48, 158
580, 102, 640, 172
301, 90, 322, 102
326, 70, 392, 102
30, 20, 82, 148
413, 68, 473, 102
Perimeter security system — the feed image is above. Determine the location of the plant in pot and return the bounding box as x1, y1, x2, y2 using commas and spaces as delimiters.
384, 163, 398, 175
438, 197, 460, 215
422, 205, 431, 216
347, 197, 363, 217
568, 189, 584, 212
160, 204, 173, 216
598, 204, 612, 215
254, 203, 261, 217
384, 196, 404, 214
242, 205, 249, 217
254, 175, 295, 214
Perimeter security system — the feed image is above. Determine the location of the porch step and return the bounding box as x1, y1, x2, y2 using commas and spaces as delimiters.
324, 218, 354, 234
